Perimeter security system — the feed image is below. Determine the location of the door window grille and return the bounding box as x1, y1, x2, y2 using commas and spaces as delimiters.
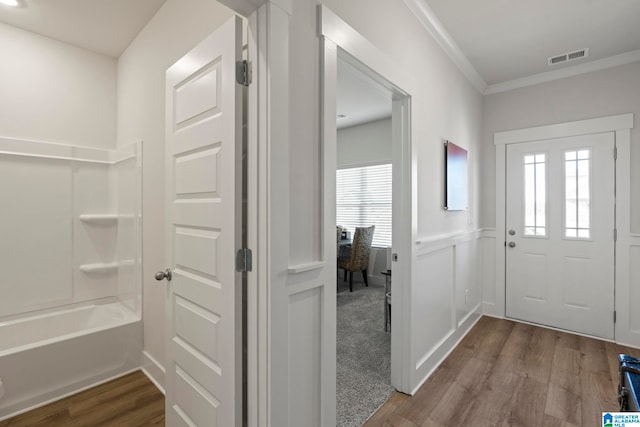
564, 149, 591, 239
523, 154, 547, 236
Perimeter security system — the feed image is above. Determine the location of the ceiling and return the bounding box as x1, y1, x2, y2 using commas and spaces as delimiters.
1, 0, 637, 122
337, 59, 392, 129
424, 0, 640, 87
0, 0, 166, 57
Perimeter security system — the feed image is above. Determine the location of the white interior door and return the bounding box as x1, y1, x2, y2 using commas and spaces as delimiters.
164, 16, 243, 426
505, 132, 615, 339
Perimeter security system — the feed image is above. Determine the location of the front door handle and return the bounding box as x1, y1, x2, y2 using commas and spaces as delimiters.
155, 268, 172, 282
508, 242, 516, 248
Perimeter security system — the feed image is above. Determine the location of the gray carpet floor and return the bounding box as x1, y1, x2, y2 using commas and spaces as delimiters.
337, 276, 394, 427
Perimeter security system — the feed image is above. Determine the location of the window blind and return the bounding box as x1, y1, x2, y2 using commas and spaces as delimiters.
336, 163, 392, 247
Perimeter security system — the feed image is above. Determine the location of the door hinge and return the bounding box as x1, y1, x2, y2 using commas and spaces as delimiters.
236, 248, 252, 272
614, 228, 618, 242
236, 60, 252, 86
614, 310, 617, 323
614, 146, 618, 160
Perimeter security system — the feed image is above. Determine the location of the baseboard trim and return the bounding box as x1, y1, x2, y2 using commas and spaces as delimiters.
411, 310, 482, 395
141, 350, 165, 395
481, 312, 504, 320
482, 301, 501, 317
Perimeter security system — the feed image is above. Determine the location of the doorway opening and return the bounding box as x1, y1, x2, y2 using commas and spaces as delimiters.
321, 6, 413, 424
335, 54, 395, 426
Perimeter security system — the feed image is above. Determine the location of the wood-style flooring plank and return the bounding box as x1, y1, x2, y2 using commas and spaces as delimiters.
393, 365, 455, 425
541, 413, 580, 427
375, 414, 419, 427
580, 369, 617, 425
507, 376, 548, 427
364, 317, 640, 427
458, 377, 519, 427
521, 325, 556, 384
0, 371, 164, 427
422, 382, 473, 427
544, 382, 582, 426
364, 393, 412, 427
462, 317, 513, 363
492, 322, 533, 374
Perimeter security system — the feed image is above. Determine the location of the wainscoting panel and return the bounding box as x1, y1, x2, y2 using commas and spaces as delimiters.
481, 229, 497, 315
412, 230, 482, 391
413, 246, 455, 368
455, 238, 480, 328
288, 286, 322, 427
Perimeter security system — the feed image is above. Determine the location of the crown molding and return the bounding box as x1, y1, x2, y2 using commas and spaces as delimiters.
217, 0, 267, 17
403, 0, 487, 94
485, 49, 640, 95
403, 0, 640, 96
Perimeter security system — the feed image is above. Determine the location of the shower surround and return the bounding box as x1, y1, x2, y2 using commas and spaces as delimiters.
0, 137, 142, 420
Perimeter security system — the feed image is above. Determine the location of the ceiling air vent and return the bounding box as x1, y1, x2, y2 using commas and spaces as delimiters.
547, 48, 589, 66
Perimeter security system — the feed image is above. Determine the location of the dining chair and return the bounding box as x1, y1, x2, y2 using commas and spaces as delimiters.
338, 225, 375, 292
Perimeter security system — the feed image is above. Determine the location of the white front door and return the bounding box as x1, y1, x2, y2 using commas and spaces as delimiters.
164, 16, 243, 426
505, 132, 615, 339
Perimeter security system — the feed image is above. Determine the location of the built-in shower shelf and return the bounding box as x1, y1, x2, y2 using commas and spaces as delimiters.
117, 259, 137, 269
79, 262, 118, 274
79, 214, 118, 225
79, 259, 137, 274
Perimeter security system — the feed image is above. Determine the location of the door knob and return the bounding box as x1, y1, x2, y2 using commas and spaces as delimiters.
155, 268, 172, 281
508, 229, 516, 236
508, 242, 516, 248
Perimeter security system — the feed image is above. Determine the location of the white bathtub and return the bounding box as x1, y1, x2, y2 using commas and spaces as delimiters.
0, 302, 142, 420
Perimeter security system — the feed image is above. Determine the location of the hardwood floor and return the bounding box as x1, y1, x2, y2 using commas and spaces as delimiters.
364, 316, 640, 427
0, 371, 164, 426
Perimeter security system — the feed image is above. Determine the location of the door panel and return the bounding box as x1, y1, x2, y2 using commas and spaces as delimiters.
506, 132, 615, 339
165, 16, 242, 427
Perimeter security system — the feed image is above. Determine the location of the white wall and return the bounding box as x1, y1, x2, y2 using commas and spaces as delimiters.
481, 62, 640, 232
0, 23, 116, 149
116, 0, 235, 386
337, 118, 392, 168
